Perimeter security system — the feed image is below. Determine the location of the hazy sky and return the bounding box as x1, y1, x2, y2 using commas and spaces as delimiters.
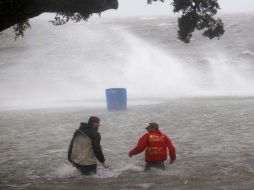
102, 0, 254, 17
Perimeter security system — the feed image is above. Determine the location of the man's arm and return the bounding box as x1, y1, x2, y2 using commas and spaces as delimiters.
129, 133, 148, 157
91, 132, 106, 164
165, 135, 176, 162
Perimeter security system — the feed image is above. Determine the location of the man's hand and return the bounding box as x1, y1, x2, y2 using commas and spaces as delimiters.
128, 152, 132, 157
102, 162, 109, 168
71, 162, 79, 168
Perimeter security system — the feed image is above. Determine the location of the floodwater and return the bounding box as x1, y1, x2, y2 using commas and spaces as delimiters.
1, 13, 254, 189
1, 98, 254, 190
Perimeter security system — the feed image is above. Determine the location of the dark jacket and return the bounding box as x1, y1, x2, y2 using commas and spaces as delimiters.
68, 122, 105, 164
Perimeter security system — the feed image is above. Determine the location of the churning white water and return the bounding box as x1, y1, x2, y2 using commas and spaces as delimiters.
0, 13, 254, 109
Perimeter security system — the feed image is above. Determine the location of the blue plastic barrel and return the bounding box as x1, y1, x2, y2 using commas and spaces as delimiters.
105, 88, 127, 111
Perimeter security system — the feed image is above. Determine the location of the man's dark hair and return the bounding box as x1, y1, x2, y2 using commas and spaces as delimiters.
88, 116, 100, 126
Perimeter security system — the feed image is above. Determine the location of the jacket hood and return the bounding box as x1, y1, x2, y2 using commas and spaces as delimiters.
79, 122, 98, 132
80, 122, 90, 128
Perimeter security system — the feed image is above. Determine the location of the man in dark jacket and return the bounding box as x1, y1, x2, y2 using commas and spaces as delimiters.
68, 116, 109, 175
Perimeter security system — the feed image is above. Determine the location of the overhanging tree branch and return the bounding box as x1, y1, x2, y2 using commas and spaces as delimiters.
0, 0, 118, 32
0, 0, 224, 43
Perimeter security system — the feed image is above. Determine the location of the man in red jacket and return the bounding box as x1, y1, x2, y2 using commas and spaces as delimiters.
128, 122, 176, 171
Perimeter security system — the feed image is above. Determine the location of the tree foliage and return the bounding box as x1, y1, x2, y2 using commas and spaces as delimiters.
0, 0, 118, 38
13, 20, 31, 40
0, 0, 224, 43
171, 0, 224, 43
147, 0, 224, 43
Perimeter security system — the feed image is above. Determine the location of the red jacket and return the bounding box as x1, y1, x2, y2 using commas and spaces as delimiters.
129, 130, 176, 162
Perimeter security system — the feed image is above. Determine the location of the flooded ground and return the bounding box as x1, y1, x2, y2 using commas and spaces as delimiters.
1, 98, 254, 190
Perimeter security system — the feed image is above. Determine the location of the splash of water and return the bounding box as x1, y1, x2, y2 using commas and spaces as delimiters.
0, 15, 254, 109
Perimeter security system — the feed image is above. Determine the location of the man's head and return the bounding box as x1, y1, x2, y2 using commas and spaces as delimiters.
88, 116, 100, 130
145, 122, 159, 131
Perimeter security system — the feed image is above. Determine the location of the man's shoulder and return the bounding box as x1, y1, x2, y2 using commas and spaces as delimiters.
157, 131, 170, 139
90, 130, 101, 138
76, 129, 88, 136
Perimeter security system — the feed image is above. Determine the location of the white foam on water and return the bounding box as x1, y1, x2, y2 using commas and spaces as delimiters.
136, 183, 154, 189
95, 163, 144, 178
54, 164, 79, 178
